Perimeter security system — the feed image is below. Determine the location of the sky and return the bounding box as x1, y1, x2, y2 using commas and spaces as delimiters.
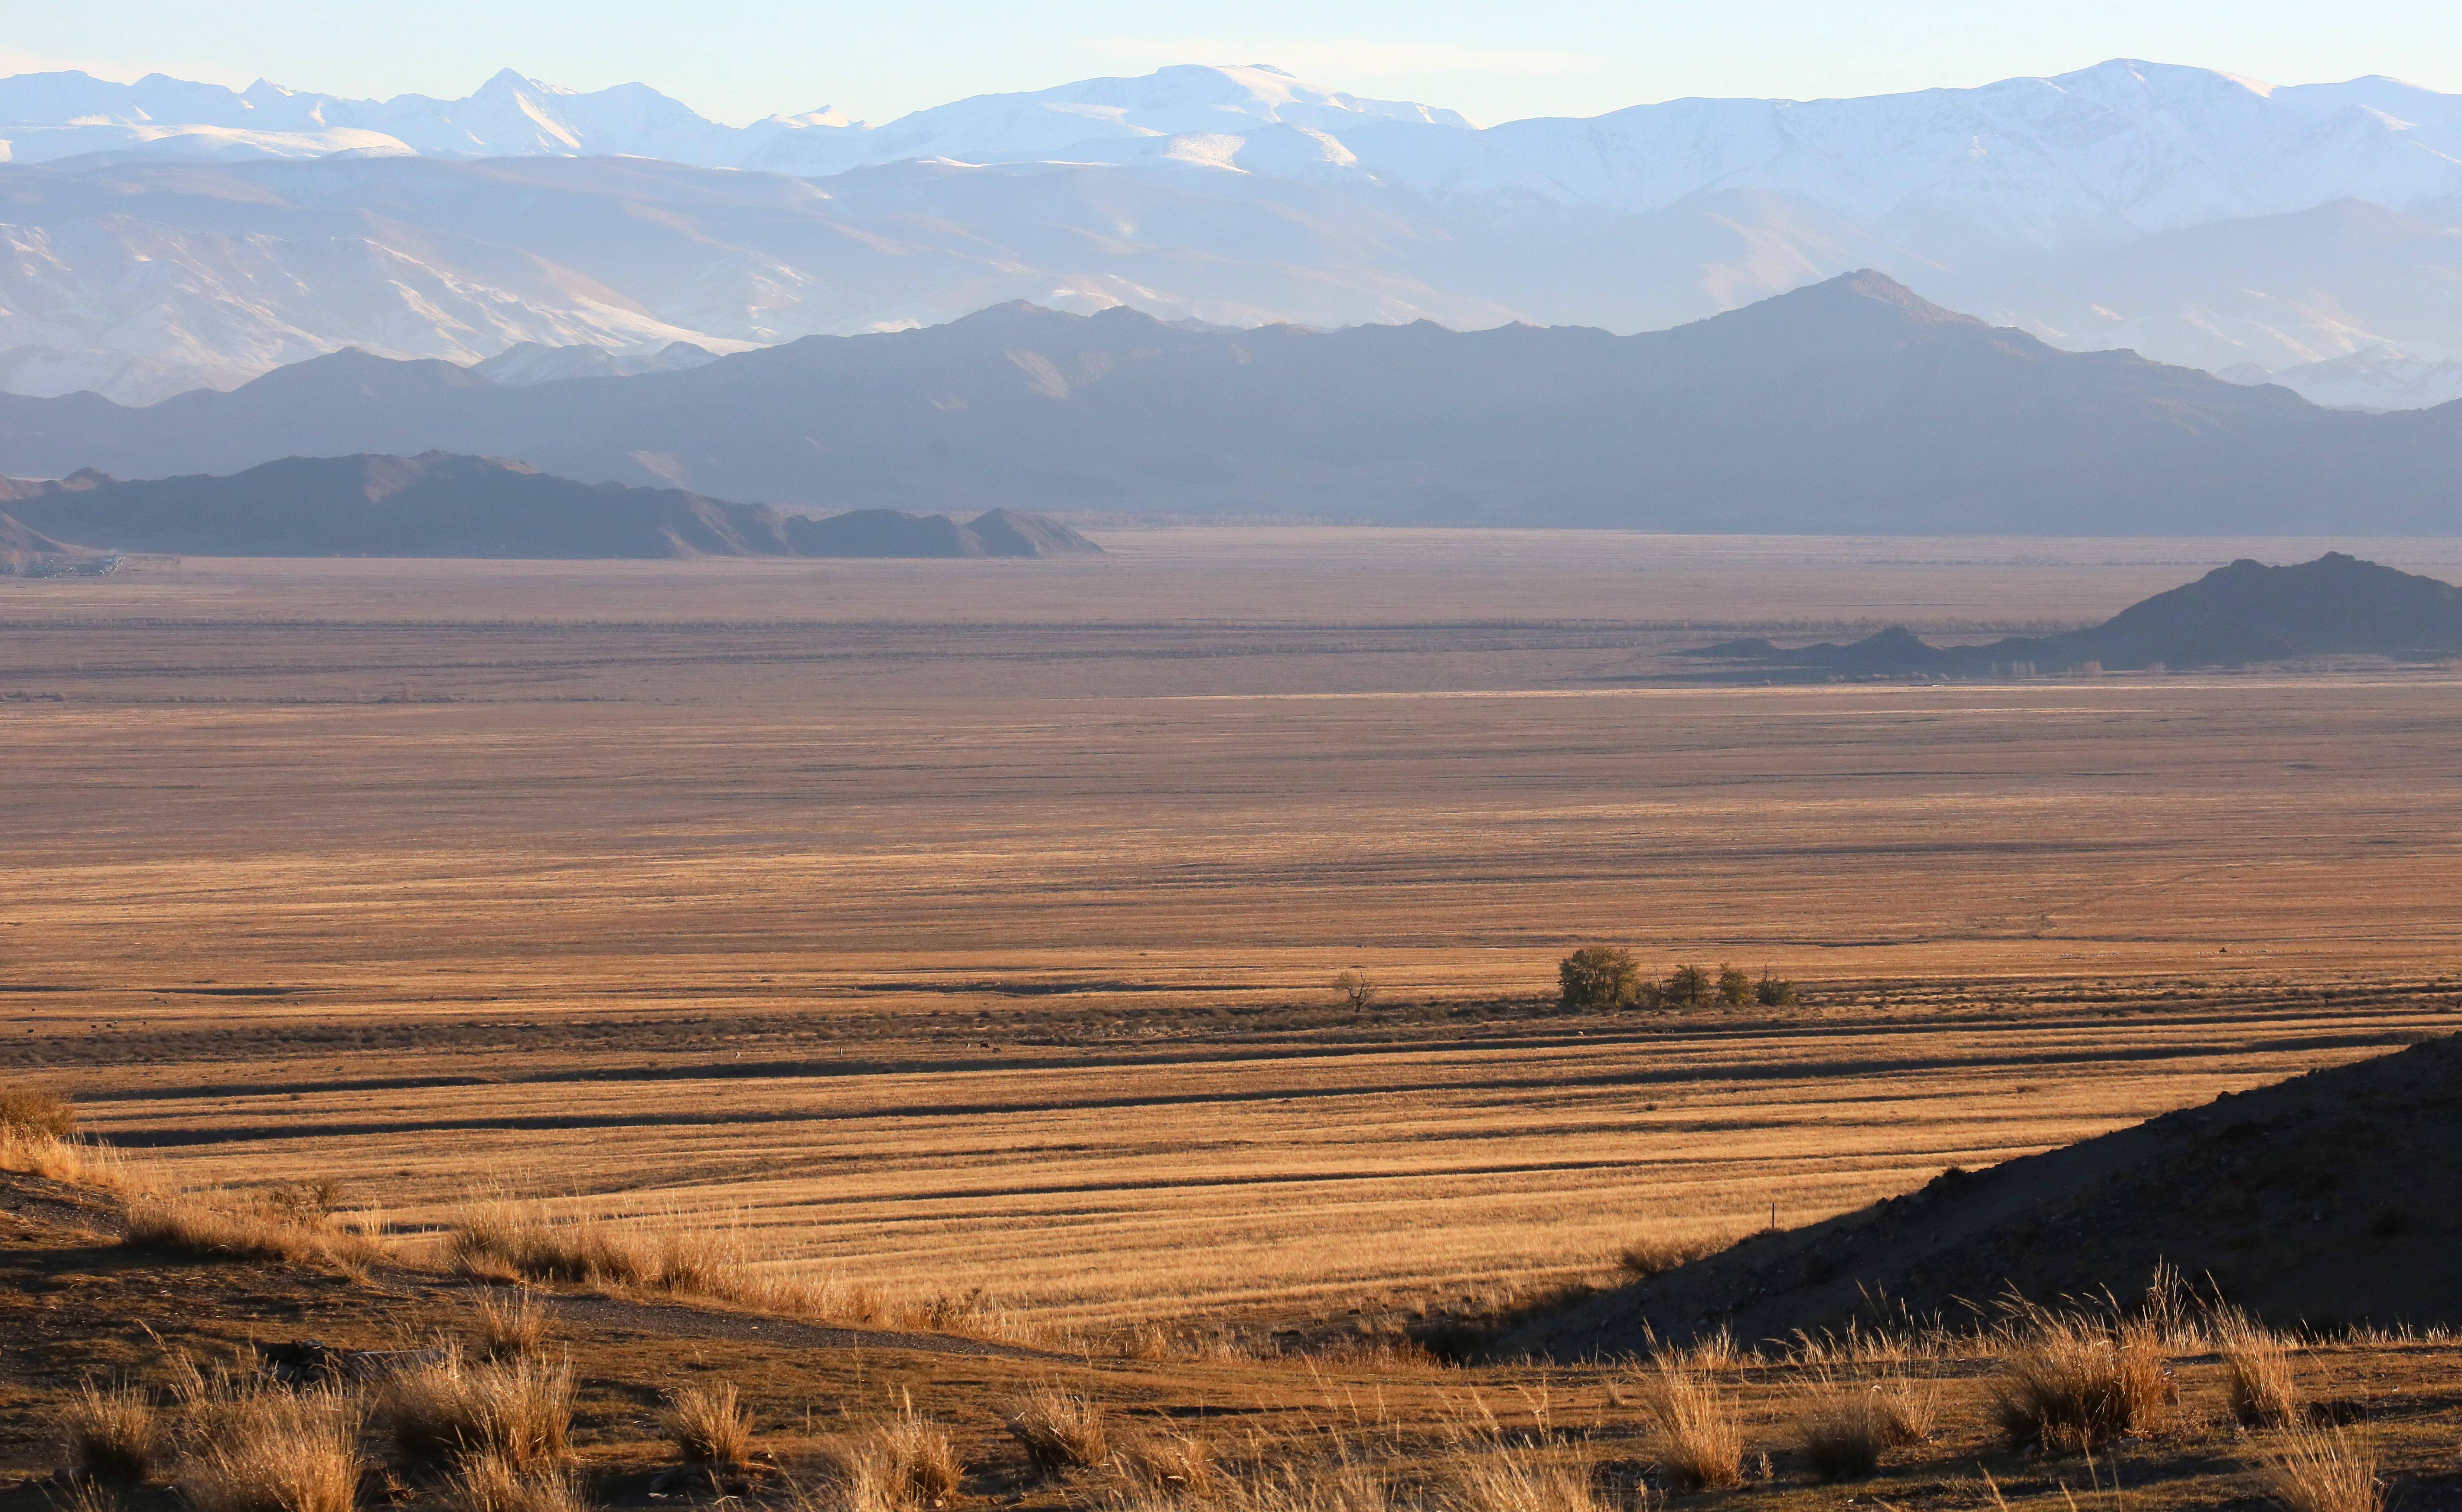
7, 0, 2461, 127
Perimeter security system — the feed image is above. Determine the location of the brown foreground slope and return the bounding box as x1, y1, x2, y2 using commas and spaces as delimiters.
1514, 1033, 2462, 1358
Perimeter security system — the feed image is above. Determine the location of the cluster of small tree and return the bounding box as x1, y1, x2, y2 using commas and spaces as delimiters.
1557, 947, 1797, 1010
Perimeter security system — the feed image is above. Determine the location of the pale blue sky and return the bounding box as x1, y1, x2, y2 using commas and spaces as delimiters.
9, 0, 2459, 127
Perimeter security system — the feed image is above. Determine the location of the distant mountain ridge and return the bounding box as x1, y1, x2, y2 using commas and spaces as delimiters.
5, 59, 2462, 404
0, 453, 1099, 559
2, 273, 2456, 535
1689, 554, 2462, 672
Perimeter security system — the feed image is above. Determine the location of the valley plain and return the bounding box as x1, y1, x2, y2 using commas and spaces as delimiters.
5, 528, 2460, 1331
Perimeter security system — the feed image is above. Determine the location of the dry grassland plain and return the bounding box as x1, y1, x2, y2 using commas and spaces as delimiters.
3, 529, 2459, 1326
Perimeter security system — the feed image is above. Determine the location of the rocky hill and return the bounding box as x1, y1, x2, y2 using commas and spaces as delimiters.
1687, 553, 2462, 673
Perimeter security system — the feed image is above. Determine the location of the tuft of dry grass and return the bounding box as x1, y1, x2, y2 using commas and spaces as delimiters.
474, 1290, 550, 1360
179, 1389, 364, 1512
1, 1085, 75, 1140
658, 1383, 753, 1465
1446, 1449, 1608, 1512
2256, 1421, 2380, 1512
818, 1400, 964, 1509
1115, 1431, 1213, 1496
1793, 1390, 1886, 1482
1632, 1359, 1744, 1492
447, 1449, 591, 1512
123, 1190, 376, 1271
1989, 1310, 2170, 1453
373, 1349, 573, 1473
1002, 1388, 1109, 1478
1870, 1366, 1942, 1445
62, 1382, 164, 1487
2214, 1309, 2302, 1429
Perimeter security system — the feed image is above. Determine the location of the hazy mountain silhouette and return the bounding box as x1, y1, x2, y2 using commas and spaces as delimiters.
1687, 553, 2462, 672
4, 273, 2459, 533
0, 453, 1099, 559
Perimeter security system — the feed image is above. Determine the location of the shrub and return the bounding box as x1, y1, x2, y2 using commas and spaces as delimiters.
1558, 947, 1639, 1010
2256, 1421, 2380, 1512
1794, 1392, 1885, 1482
63, 1382, 163, 1486
1989, 1310, 2169, 1452
1, 1085, 75, 1140
1331, 971, 1379, 1011
658, 1383, 752, 1465
1633, 1358, 1743, 1491
179, 1390, 363, 1512
1715, 965, 1752, 1007
1663, 965, 1710, 1009
374, 1350, 573, 1473
1754, 972, 1799, 1007
2214, 1310, 2301, 1428
1001, 1388, 1108, 1477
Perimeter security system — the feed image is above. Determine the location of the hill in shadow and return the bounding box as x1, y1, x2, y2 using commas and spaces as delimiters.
1685, 553, 2462, 675
1508, 1034, 2462, 1358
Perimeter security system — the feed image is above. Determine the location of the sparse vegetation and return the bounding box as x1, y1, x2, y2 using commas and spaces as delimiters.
657, 1382, 752, 1464
1557, 946, 1639, 1009
1331, 970, 1379, 1010
1116, 1431, 1213, 1495
852, 1400, 965, 1505
1754, 971, 1799, 1006
1002, 1388, 1109, 1477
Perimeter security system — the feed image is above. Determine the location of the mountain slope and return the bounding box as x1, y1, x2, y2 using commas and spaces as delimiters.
3, 273, 2454, 534
1509, 1033, 2462, 1353
7, 61, 2462, 402
0, 452, 800, 558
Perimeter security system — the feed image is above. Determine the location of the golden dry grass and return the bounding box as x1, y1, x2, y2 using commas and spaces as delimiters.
2257, 1422, 2382, 1512
474, 1289, 550, 1360
657, 1382, 752, 1464
1633, 1359, 1744, 1490
177, 1388, 363, 1512
1989, 1310, 2171, 1452
2214, 1308, 2304, 1428
373, 1349, 573, 1473
1002, 1388, 1109, 1477
60, 1382, 163, 1487
5, 537, 2462, 1333
446, 1450, 591, 1512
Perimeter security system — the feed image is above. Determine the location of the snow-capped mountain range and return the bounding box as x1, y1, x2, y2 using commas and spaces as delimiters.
4, 58, 2462, 406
